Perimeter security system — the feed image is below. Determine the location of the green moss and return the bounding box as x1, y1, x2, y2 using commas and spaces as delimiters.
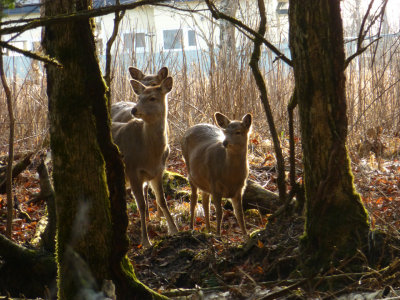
249, 228, 264, 239
300, 193, 369, 275
120, 256, 169, 299
178, 248, 196, 260
163, 171, 189, 191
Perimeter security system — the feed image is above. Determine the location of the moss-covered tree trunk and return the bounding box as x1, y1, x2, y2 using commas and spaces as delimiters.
43, 0, 166, 298
288, 0, 370, 272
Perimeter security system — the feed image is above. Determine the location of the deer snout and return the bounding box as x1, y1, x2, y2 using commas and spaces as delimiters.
223, 140, 228, 148
131, 107, 137, 116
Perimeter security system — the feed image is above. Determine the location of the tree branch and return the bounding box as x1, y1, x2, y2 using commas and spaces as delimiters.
248, 0, 287, 205
0, 0, 170, 36
0, 41, 61, 66
104, 3, 125, 109
204, 0, 292, 67
345, 0, 388, 68
344, 37, 381, 69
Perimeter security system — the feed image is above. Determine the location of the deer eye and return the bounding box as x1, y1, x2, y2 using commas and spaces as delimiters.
235, 131, 241, 135
149, 97, 156, 101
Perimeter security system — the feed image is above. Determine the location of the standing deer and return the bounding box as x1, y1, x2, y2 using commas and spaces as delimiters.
112, 76, 178, 247
181, 112, 252, 236
111, 67, 169, 123
111, 67, 169, 219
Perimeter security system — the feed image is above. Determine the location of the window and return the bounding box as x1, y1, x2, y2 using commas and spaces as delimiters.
124, 32, 146, 51
163, 29, 183, 50
124, 33, 134, 51
188, 30, 196, 47
276, 1, 289, 15
135, 33, 145, 48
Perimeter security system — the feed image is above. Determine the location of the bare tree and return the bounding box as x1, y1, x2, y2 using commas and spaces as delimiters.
289, 0, 370, 273
42, 0, 167, 298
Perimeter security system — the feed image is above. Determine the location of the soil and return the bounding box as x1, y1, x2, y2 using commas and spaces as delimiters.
1, 146, 400, 299
128, 210, 304, 298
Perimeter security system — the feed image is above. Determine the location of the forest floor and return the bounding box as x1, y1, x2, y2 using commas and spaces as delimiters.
1, 135, 400, 299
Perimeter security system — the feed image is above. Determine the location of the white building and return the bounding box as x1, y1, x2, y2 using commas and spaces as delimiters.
2, 0, 289, 76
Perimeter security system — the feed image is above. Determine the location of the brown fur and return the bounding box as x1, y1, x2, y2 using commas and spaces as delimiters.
112, 76, 178, 247
181, 112, 252, 236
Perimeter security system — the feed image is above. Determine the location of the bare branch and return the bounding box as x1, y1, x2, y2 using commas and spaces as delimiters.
357, 0, 375, 49
0, 0, 170, 36
345, 0, 389, 68
344, 37, 381, 69
204, 0, 292, 67
104, 1, 125, 108
249, 0, 287, 204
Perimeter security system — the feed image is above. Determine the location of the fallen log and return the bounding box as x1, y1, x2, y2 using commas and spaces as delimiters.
163, 171, 280, 214
242, 179, 280, 214
0, 152, 33, 194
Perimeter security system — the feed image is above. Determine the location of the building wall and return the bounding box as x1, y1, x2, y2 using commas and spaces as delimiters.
2, 0, 290, 77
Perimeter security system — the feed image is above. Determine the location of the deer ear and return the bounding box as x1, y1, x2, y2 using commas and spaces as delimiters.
242, 113, 252, 130
214, 112, 230, 129
129, 67, 145, 80
157, 67, 169, 80
161, 77, 173, 93
130, 79, 146, 95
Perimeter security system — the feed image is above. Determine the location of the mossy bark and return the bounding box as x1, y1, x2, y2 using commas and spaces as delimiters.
288, 1, 370, 273
0, 234, 57, 297
43, 0, 166, 299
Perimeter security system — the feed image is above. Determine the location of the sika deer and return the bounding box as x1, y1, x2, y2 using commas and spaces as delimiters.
112, 76, 178, 247
111, 67, 169, 123
181, 113, 252, 236
111, 67, 169, 219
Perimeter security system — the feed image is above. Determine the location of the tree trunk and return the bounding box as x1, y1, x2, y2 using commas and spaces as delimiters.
288, 0, 370, 273
43, 0, 166, 299
219, 0, 238, 59
0, 234, 57, 297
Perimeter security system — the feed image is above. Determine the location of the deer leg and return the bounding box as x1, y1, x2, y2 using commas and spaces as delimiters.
143, 183, 150, 221
143, 184, 163, 219
213, 195, 223, 236
189, 182, 198, 230
232, 193, 247, 236
130, 179, 151, 247
201, 192, 210, 232
150, 173, 178, 235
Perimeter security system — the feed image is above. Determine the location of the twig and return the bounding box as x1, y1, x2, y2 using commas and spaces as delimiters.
161, 272, 380, 297
237, 266, 257, 286
104, 1, 125, 109
0, 10, 15, 238
204, 0, 292, 67
248, 0, 287, 205
260, 279, 308, 300
0, 0, 170, 36
345, 0, 389, 68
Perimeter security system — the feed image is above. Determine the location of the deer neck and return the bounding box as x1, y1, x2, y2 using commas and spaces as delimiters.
143, 119, 168, 148
225, 147, 248, 171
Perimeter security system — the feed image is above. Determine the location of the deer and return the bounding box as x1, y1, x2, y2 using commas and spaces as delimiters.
111, 67, 169, 220
181, 112, 252, 237
112, 76, 178, 247
111, 67, 169, 123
